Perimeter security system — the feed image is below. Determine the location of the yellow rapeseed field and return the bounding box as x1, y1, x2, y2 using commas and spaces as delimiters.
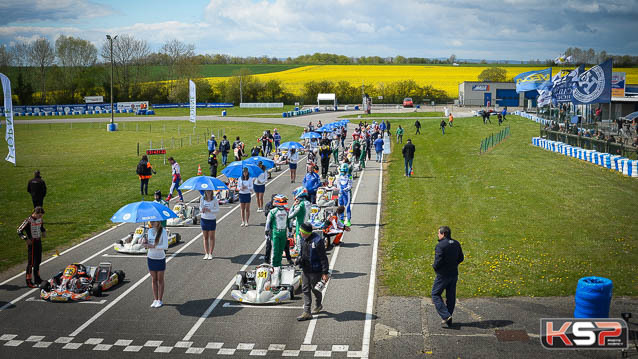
204, 65, 638, 97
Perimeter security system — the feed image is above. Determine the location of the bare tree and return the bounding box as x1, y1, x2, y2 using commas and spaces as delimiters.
11, 42, 30, 67
55, 35, 98, 101
0, 45, 12, 69
100, 34, 150, 99
28, 38, 56, 103
160, 39, 195, 97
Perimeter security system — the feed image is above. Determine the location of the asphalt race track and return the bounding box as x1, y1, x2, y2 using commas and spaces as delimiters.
0, 117, 384, 358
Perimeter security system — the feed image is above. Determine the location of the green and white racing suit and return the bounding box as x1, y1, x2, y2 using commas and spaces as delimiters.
265, 207, 290, 267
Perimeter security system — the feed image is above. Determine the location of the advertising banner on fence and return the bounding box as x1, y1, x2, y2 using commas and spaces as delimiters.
514, 68, 552, 93
189, 80, 196, 123
1, 73, 16, 165
612, 72, 626, 97
571, 59, 612, 105
552, 66, 584, 103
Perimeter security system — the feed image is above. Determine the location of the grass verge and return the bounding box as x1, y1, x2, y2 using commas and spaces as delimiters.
0, 120, 302, 273
380, 115, 638, 297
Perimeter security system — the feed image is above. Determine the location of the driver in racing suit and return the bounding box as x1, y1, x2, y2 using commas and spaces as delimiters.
323, 206, 350, 249
154, 190, 169, 227
265, 195, 291, 268
288, 187, 311, 255
337, 163, 353, 226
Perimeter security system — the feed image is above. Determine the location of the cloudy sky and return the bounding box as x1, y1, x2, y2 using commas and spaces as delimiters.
1, 0, 637, 60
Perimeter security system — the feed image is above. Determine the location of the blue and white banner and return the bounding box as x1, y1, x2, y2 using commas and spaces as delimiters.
552, 65, 584, 103
189, 80, 196, 124
537, 89, 552, 107
571, 59, 612, 105
1, 73, 15, 165
514, 68, 552, 93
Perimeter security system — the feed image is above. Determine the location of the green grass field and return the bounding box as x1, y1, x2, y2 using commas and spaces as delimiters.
0, 120, 302, 273
380, 115, 638, 297
340, 112, 444, 118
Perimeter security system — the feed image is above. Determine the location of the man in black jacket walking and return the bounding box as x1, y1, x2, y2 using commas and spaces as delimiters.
27, 170, 47, 208
402, 139, 415, 177
431, 226, 464, 327
296, 222, 329, 321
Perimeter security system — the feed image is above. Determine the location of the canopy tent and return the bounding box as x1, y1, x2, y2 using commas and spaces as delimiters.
317, 93, 337, 108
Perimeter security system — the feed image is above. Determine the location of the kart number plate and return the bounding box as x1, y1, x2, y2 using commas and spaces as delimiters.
135, 228, 144, 235
257, 271, 267, 278
312, 208, 319, 214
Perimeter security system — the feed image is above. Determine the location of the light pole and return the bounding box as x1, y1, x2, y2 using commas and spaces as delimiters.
106, 34, 117, 126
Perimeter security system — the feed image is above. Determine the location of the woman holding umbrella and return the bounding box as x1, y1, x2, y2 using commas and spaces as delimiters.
238, 167, 254, 226
145, 220, 168, 308
254, 162, 268, 212
200, 190, 219, 260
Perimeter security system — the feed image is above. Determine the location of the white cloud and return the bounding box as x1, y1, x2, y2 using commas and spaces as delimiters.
0, 0, 113, 25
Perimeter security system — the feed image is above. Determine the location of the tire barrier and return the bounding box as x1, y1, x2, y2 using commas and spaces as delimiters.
282, 108, 314, 118
479, 126, 510, 154
574, 276, 613, 318
532, 137, 638, 178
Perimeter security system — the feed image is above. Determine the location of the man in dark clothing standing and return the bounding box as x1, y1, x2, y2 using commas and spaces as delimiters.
27, 170, 47, 208
296, 222, 329, 321
18, 207, 46, 287
431, 226, 464, 327
208, 151, 218, 177
402, 139, 415, 177
219, 135, 231, 166
415, 120, 421, 134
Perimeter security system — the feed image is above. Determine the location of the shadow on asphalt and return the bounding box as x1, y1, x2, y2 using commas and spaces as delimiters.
445, 319, 514, 331
315, 310, 377, 322
0, 301, 15, 309
330, 270, 366, 279
356, 223, 385, 229
215, 254, 257, 264
337, 242, 370, 248
0, 284, 23, 291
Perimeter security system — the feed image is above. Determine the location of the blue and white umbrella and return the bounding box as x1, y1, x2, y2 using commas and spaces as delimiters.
279, 141, 304, 150
314, 127, 332, 132
179, 176, 229, 191
300, 132, 321, 140
222, 161, 264, 178
245, 156, 275, 170
111, 201, 177, 223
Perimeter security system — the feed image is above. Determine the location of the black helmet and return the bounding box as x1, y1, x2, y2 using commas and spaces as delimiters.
154, 190, 162, 197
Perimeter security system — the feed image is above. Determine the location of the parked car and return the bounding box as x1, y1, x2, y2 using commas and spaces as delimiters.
402, 98, 414, 108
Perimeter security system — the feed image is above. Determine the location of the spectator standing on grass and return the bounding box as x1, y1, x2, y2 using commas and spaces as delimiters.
18, 207, 45, 288
415, 119, 422, 134
136, 155, 156, 198
448, 113, 454, 127
501, 107, 507, 121
207, 135, 217, 155
145, 220, 168, 308
402, 139, 415, 177
166, 157, 184, 202
219, 135, 230, 166
386, 120, 391, 136
379, 120, 387, 135
497, 113, 503, 126
374, 135, 384, 162
199, 190, 219, 260
296, 222, 329, 321
440, 119, 447, 135
396, 125, 404, 143
431, 226, 464, 328
208, 151, 218, 177
27, 170, 47, 209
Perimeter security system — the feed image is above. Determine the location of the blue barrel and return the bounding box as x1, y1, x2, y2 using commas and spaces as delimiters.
222, 110, 226, 117
574, 276, 612, 318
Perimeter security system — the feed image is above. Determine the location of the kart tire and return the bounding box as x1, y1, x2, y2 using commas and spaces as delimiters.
192, 216, 198, 225
287, 285, 295, 300
116, 270, 126, 283
238, 271, 247, 285
231, 284, 239, 291
40, 281, 51, 291
91, 285, 102, 297
174, 233, 181, 243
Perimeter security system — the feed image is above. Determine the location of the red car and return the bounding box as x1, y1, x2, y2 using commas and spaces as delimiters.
402, 98, 413, 107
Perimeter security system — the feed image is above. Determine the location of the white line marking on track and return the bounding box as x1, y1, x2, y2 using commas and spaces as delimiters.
360, 161, 383, 359
303, 167, 366, 345
222, 302, 304, 309
101, 254, 150, 258
70, 164, 296, 338
0, 242, 116, 312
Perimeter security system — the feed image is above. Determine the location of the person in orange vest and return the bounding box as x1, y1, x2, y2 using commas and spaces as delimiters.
322, 206, 350, 250
448, 113, 454, 127
136, 155, 156, 198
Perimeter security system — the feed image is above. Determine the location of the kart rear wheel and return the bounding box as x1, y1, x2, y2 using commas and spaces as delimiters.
192, 216, 198, 225
174, 233, 181, 243
238, 271, 247, 284
287, 285, 295, 300
116, 270, 125, 283
90, 285, 102, 297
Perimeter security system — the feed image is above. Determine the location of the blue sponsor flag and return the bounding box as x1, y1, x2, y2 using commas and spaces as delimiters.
552, 65, 584, 103
571, 59, 612, 105
514, 68, 552, 93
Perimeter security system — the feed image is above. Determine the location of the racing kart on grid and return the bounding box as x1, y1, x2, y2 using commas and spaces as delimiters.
230, 264, 302, 304
166, 202, 200, 226
40, 262, 124, 302
114, 225, 181, 254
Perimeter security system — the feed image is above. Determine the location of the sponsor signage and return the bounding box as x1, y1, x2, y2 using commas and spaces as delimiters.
472, 84, 490, 91
84, 96, 104, 103
514, 68, 552, 93
571, 59, 612, 105
146, 149, 166, 155
540, 318, 628, 350
611, 72, 626, 97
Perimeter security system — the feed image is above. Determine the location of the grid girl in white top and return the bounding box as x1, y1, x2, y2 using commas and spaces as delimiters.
237, 167, 254, 226
199, 190, 220, 259
254, 162, 268, 212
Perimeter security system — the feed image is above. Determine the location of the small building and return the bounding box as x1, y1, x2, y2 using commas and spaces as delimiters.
458, 81, 524, 107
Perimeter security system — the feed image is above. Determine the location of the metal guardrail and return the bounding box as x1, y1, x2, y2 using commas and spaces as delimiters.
540, 129, 637, 160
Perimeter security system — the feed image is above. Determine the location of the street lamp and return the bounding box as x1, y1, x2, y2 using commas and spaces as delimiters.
106, 34, 117, 126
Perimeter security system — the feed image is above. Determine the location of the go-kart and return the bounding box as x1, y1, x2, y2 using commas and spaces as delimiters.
230, 264, 302, 304
219, 179, 240, 205
166, 202, 200, 226
309, 204, 330, 230
40, 262, 124, 302
317, 179, 339, 208
114, 226, 181, 254
272, 153, 284, 172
